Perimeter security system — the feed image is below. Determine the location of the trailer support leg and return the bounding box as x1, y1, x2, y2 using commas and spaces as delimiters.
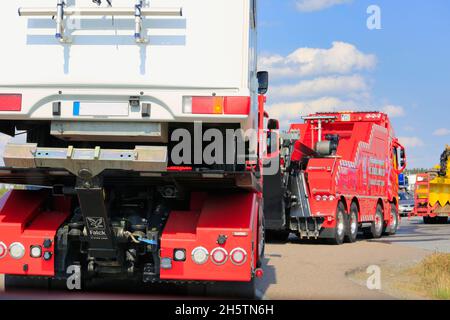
75, 177, 116, 259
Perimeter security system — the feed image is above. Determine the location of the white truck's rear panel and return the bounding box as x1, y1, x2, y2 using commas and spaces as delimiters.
0, 0, 256, 125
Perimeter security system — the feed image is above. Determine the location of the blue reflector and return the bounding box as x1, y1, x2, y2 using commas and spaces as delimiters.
73, 102, 80, 116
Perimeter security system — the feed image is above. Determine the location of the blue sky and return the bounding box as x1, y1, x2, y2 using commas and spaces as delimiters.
258, 0, 450, 169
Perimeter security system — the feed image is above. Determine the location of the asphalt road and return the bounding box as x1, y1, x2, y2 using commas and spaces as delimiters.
0, 216, 447, 300
370, 216, 450, 253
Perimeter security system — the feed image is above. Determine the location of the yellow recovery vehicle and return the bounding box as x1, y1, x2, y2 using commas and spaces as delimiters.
414, 146, 450, 224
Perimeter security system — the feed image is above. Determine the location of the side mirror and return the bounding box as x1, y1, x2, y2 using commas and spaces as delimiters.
257, 71, 269, 95
268, 119, 279, 130
400, 149, 405, 159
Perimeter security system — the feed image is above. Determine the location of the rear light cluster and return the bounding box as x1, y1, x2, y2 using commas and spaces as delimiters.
190, 246, 247, 266
0, 94, 22, 111
315, 195, 336, 202
211, 248, 227, 265
0, 242, 7, 259
9, 242, 25, 259
183, 96, 250, 115
0, 241, 51, 260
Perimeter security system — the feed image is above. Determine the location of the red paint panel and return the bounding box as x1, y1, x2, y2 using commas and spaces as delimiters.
0, 190, 71, 276
0, 94, 22, 111
224, 96, 250, 115
167, 166, 193, 172
160, 192, 258, 282
190, 96, 250, 115
192, 96, 224, 114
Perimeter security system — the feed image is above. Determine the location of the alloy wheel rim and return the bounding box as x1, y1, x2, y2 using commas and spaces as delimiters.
375, 214, 383, 232
392, 211, 398, 230
337, 212, 345, 236
351, 212, 358, 235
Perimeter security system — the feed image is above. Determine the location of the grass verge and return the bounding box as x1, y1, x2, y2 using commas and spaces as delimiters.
0, 187, 10, 198
406, 253, 450, 299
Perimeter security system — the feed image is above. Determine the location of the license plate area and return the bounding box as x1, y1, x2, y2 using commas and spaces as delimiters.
73, 101, 129, 116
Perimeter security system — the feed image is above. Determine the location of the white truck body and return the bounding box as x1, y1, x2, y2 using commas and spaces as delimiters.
0, 0, 258, 130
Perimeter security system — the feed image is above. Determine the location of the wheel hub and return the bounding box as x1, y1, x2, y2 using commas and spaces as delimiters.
337, 213, 344, 235
351, 214, 358, 234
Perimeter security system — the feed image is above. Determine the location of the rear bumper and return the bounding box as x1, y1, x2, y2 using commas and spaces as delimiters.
399, 208, 414, 214
3, 144, 168, 178
0, 87, 253, 128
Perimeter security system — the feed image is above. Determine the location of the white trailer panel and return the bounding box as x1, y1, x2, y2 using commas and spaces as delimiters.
0, 0, 257, 128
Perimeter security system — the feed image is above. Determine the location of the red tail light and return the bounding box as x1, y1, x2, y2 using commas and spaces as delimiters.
255, 268, 264, 278
230, 248, 247, 265
210, 248, 228, 265
224, 97, 251, 115
0, 242, 7, 259
183, 96, 250, 115
0, 94, 22, 111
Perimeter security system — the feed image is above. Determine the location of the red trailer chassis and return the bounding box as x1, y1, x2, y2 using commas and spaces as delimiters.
0, 188, 262, 282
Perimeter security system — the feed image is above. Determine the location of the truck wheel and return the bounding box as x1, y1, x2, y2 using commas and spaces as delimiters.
423, 216, 436, 224
265, 230, 290, 242
437, 217, 449, 224
329, 201, 346, 245
365, 205, 384, 239
345, 203, 359, 243
385, 203, 399, 235
257, 210, 265, 267
203, 279, 257, 299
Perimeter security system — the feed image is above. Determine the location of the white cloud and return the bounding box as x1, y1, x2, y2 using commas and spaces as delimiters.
433, 128, 450, 136
398, 136, 424, 148
270, 75, 369, 100
260, 42, 376, 79
381, 105, 405, 118
296, 0, 352, 12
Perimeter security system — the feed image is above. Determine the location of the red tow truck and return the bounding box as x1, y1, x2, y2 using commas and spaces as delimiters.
264, 111, 407, 244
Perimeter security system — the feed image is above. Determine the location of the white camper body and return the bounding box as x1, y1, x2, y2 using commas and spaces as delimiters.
0, 0, 258, 132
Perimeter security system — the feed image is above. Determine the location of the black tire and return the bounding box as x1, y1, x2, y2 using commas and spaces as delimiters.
257, 208, 266, 267
265, 230, 290, 242
345, 203, 359, 243
437, 217, 449, 224
203, 279, 257, 299
423, 216, 436, 224
365, 204, 384, 239
385, 203, 399, 235
329, 201, 346, 245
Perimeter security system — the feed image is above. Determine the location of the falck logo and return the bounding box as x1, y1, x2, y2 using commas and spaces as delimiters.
86, 217, 105, 230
